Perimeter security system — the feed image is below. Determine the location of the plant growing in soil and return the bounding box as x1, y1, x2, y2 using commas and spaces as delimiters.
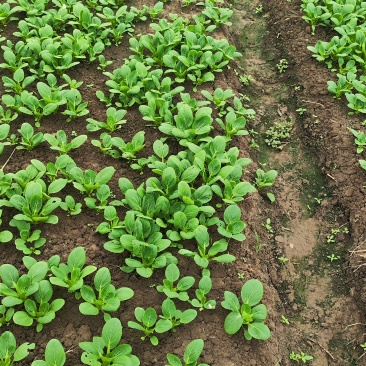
31, 339, 66, 366
69, 166, 115, 196
128, 307, 169, 346
221, 279, 271, 341
80, 318, 140, 365
189, 269, 216, 311
289, 351, 313, 364
12, 221, 46, 255
79, 267, 134, 320
59, 195, 82, 216
17, 123, 44, 151
86, 107, 127, 132
43, 130, 87, 155
0, 331, 35, 365
0, 260, 49, 308
13, 280, 65, 332
50, 247, 97, 297
255, 169, 278, 190
156, 263, 195, 301
217, 204, 246, 241
165, 338, 209, 366
178, 226, 236, 268
9, 181, 62, 225
0, 304, 14, 327
158, 298, 198, 333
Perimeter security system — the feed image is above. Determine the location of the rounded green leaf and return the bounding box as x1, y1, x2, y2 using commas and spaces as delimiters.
241, 279, 264, 306
224, 311, 243, 335
247, 322, 271, 340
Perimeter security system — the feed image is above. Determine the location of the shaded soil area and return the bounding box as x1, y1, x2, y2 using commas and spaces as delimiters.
0, 0, 365, 365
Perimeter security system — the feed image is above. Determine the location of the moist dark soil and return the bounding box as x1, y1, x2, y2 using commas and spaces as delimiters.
1, 0, 366, 365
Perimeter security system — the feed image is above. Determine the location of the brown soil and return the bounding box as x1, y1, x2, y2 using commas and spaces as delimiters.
1, 0, 366, 365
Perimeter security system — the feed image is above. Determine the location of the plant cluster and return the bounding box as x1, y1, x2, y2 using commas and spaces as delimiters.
0, 0, 275, 363
302, 0, 366, 116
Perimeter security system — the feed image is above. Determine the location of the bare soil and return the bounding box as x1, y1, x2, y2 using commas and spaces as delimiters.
1, 0, 366, 365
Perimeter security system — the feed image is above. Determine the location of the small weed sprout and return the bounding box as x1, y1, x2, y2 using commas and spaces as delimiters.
262, 218, 273, 233
281, 315, 290, 325
327, 253, 340, 262
265, 118, 293, 150
237, 273, 245, 279
255, 4, 263, 14
276, 59, 289, 73
254, 231, 267, 252
289, 351, 313, 363
296, 107, 307, 115
279, 256, 289, 264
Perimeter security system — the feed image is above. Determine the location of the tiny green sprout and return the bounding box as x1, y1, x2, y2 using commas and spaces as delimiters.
237, 273, 245, 279
327, 254, 340, 262
254, 231, 267, 253
314, 197, 322, 204
331, 228, 340, 235
296, 108, 307, 115
343, 227, 349, 234
281, 315, 289, 325
326, 235, 335, 244
262, 218, 273, 233
289, 351, 313, 363
276, 59, 288, 73
255, 4, 263, 14
294, 85, 301, 91
87, 223, 94, 227
279, 256, 289, 264
360, 342, 366, 351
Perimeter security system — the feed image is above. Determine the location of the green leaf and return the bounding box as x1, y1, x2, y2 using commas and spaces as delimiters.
166, 354, 182, 366
13, 342, 35, 362
183, 339, 204, 364
102, 318, 122, 350
247, 322, 271, 340
221, 291, 240, 312
13, 311, 33, 326
44, 339, 66, 366
94, 267, 111, 291
224, 311, 243, 334
165, 263, 180, 283
224, 204, 241, 224
79, 302, 99, 316
241, 279, 263, 306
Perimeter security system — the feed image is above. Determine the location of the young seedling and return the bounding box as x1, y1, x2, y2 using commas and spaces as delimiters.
43, 130, 87, 155
156, 263, 195, 301
32, 339, 66, 366
289, 351, 313, 364
86, 107, 127, 132
166, 339, 209, 366
13, 280, 65, 332
189, 269, 216, 311
13, 221, 46, 255
255, 169, 278, 190
50, 247, 97, 297
80, 318, 140, 365
0, 331, 35, 365
217, 204, 246, 241
128, 307, 160, 346
17, 123, 44, 151
0, 261, 49, 307
59, 195, 82, 216
0, 304, 14, 327
158, 298, 197, 333
221, 279, 271, 341
79, 267, 134, 320
179, 226, 236, 268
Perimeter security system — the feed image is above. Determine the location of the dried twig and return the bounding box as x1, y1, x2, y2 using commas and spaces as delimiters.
1, 148, 16, 171
307, 337, 336, 361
